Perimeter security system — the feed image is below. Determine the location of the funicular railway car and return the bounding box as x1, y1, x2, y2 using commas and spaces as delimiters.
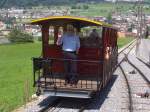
31, 16, 118, 98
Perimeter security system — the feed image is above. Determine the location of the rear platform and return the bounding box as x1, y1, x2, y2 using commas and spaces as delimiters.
36, 76, 102, 98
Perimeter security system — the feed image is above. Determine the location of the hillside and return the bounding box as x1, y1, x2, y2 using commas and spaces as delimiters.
1, 0, 104, 8
1, 0, 150, 8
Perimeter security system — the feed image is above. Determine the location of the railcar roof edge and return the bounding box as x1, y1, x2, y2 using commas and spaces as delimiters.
30, 16, 112, 27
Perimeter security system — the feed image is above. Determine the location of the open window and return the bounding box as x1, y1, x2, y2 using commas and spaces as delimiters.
79, 26, 103, 47
49, 26, 55, 45
48, 26, 65, 45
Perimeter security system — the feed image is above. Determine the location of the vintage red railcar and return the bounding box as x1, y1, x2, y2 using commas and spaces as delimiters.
31, 16, 118, 98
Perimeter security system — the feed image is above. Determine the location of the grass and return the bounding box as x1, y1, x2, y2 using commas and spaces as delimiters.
0, 37, 133, 112
71, 3, 113, 17
71, 2, 136, 17
117, 37, 134, 48
0, 43, 41, 112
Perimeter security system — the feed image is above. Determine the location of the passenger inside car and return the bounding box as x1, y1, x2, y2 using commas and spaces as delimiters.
79, 28, 102, 47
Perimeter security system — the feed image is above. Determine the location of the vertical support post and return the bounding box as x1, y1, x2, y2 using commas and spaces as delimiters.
76, 26, 81, 32
41, 24, 49, 57
115, 30, 118, 65
102, 27, 107, 88
54, 26, 59, 44
136, 0, 143, 56
63, 25, 67, 32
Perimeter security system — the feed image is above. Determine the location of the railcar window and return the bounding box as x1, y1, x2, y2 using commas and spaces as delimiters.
80, 27, 102, 38
79, 26, 102, 47
49, 26, 54, 45
58, 27, 63, 38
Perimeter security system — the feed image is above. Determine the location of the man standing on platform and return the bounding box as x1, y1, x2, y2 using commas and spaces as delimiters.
57, 24, 80, 85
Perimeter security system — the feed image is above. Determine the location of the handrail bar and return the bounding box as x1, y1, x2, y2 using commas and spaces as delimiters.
32, 57, 103, 63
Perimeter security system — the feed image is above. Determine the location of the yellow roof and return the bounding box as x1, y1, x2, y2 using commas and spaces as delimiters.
31, 16, 112, 27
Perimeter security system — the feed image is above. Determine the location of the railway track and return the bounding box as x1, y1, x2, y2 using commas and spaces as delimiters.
118, 39, 150, 112
118, 39, 137, 65
137, 57, 150, 69
126, 56, 150, 88
119, 60, 150, 112
118, 39, 137, 112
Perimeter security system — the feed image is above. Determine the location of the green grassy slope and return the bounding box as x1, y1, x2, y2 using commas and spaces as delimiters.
0, 43, 41, 112
71, 2, 135, 17
117, 37, 134, 48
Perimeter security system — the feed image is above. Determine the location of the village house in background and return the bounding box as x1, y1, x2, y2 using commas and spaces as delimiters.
0, 3, 150, 44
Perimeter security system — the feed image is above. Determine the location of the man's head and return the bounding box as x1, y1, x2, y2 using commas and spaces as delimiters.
66, 24, 74, 33
92, 29, 96, 32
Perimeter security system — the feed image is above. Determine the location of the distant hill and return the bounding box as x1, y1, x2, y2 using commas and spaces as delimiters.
1, 0, 104, 8
1, 0, 149, 8
105, 0, 150, 3
105, 0, 138, 2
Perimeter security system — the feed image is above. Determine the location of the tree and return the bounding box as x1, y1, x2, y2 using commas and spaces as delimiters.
83, 5, 89, 9
7, 29, 34, 43
71, 5, 77, 9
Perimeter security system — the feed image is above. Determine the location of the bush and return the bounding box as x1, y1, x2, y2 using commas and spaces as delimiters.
71, 5, 81, 9
7, 29, 34, 43
38, 36, 42, 41
71, 5, 77, 9
83, 5, 89, 9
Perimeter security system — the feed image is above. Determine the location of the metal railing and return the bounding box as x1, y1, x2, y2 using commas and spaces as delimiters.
32, 57, 103, 91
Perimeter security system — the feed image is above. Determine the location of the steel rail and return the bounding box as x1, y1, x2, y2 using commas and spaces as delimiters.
117, 38, 137, 112
116, 39, 137, 67
119, 65, 133, 112
136, 57, 150, 68
117, 38, 149, 112
125, 54, 150, 88
118, 39, 137, 55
